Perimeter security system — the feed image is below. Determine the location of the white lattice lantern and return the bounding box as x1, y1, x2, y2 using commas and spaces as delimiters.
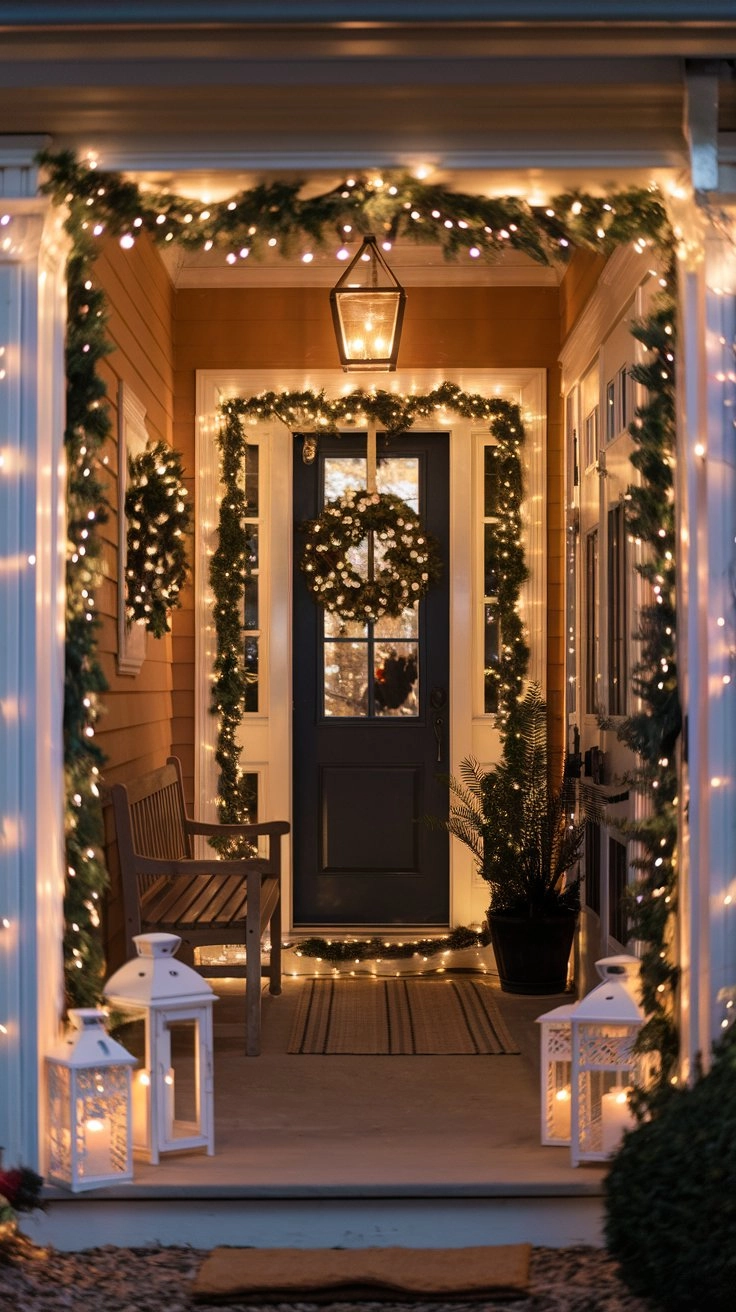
104, 933, 216, 1165
536, 1003, 575, 1145
46, 1009, 136, 1192
570, 956, 645, 1167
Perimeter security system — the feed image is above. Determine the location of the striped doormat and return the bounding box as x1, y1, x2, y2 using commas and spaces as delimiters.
288, 976, 519, 1055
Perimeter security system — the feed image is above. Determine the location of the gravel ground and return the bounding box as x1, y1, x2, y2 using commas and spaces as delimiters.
0, 1243, 656, 1312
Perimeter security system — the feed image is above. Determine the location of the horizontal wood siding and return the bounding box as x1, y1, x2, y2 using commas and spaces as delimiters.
173, 283, 564, 810
94, 233, 175, 969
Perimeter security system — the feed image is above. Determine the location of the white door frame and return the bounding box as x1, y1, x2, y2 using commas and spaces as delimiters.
195, 364, 546, 933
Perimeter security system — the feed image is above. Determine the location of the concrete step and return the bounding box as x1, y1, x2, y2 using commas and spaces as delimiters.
23, 1181, 605, 1251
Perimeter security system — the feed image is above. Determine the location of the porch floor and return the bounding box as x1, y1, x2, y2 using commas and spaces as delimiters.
31, 973, 608, 1251
129, 973, 602, 1193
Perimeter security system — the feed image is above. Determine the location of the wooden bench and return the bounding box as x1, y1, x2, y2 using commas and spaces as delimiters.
110, 756, 289, 1056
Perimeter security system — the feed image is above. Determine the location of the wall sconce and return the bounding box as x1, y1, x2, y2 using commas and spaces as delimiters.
330, 234, 406, 371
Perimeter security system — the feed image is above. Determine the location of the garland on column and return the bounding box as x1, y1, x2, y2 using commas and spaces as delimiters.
611, 272, 681, 1100
61, 225, 112, 1009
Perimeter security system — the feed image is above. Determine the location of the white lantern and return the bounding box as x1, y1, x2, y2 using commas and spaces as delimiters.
104, 932, 216, 1165
536, 1003, 575, 1145
46, 1008, 136, 1192
569, 955, 646, 1167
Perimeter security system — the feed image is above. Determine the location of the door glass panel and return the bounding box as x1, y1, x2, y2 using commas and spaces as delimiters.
320, 451, 422, 720
376, 456, 419, 510
324, 640, 368, 717
324, 456, 366, 502
324, 612, 367, 639
374, 640, 419, 716
374, 604, 418, 639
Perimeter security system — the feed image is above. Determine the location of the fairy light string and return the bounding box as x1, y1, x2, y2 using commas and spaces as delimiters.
38, 151, 681, 1084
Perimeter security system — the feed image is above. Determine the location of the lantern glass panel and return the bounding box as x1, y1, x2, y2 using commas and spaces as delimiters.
167, 1019, 199, 1138
334, 290, 401, 368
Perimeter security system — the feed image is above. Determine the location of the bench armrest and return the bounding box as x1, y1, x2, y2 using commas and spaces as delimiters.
134, 855, 273, 878
184, 819, 290, 839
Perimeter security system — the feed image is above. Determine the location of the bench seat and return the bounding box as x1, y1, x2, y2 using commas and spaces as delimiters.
111, 756, 289, 1056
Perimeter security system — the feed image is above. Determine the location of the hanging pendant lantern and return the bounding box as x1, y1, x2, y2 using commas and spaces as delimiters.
330, 234, 406, 371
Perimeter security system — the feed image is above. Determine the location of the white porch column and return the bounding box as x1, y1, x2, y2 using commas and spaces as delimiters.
0, 139, 68, 1168
675, 202, 736, 1075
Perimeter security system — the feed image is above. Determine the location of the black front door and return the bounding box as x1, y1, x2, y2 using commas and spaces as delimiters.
292, 432, 449, 926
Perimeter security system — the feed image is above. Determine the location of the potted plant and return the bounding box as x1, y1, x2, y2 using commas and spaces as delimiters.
444, 682, 588, 994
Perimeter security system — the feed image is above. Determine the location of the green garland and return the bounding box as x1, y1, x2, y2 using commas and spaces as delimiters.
36, 150, 680, 1087
36, 149, 672, 271
61, 219, 112, 1009
301, 490, 442, 621
612, 275, 681, 1100
208, 405, 260, 854
125, 441, 192, 638
292, 926, 490, 965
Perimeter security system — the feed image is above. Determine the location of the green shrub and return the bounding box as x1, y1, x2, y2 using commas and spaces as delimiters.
604, 1025, 736, 1311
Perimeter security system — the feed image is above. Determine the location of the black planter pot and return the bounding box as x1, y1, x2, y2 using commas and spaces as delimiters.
488, 909, 577, 994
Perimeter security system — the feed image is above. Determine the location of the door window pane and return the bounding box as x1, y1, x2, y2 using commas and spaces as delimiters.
374, 640, 419, 716
324, 456, 366, 502
376, 456, 419, 511
324, 640, 368, 717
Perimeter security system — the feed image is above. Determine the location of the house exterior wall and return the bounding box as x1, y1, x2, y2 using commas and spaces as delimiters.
172, 282, 564, 813
93, 233, 176, 970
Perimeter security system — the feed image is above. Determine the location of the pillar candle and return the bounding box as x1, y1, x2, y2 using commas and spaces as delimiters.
601, 1087, 634, 1154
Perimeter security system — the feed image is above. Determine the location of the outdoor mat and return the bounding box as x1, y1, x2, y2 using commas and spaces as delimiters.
287, 976, 520, 1055
193, 1244, 532, 1303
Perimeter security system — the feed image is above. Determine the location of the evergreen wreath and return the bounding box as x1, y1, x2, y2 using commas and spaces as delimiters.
125, 442, 192, 638
300, 489, 441, 621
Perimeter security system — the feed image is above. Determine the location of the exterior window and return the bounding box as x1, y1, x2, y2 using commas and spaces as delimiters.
585, 529, 599, 715
483, 445, 502, 714
243, 443, 260, 712
605, 380, 616, 444
584, 821, 601, 916
608, 837, 629, 945
618, 365, 630, 432
584, 405, 599, 469
607, 504, 628, 716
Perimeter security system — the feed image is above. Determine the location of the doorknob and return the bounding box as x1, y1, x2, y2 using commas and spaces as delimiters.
430, 686, 447, 709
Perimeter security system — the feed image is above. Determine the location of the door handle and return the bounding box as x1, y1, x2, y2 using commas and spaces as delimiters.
432, 713, 444, 763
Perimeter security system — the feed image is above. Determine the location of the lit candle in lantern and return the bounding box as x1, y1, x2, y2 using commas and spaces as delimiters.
601, 1086, 634, 1154
132, 1068, 150, 1147
551, 1086, 571, 1140
83, 1115, 112, 1176
164, 1067, 175, 1136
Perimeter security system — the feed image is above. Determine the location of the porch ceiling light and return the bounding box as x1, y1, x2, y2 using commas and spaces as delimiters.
330, 234, 406, 371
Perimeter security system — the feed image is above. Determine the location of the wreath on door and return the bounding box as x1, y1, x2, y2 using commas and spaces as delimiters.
300, 490, 441, 622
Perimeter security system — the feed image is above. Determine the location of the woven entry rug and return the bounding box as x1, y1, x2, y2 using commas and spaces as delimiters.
287, 976, 520, 1055
193, 1244, 532, 1303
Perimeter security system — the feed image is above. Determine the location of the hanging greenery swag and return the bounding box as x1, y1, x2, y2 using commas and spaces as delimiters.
125, 441, 192, 638
38, 148, 680, 1095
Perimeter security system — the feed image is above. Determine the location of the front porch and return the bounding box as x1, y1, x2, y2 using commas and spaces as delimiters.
25, 970, 606, 1251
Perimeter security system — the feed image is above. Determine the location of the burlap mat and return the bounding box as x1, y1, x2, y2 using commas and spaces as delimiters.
193, 1244, 532, 1303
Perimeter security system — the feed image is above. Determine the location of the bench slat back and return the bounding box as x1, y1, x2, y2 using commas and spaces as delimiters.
115, 761, 192, 893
